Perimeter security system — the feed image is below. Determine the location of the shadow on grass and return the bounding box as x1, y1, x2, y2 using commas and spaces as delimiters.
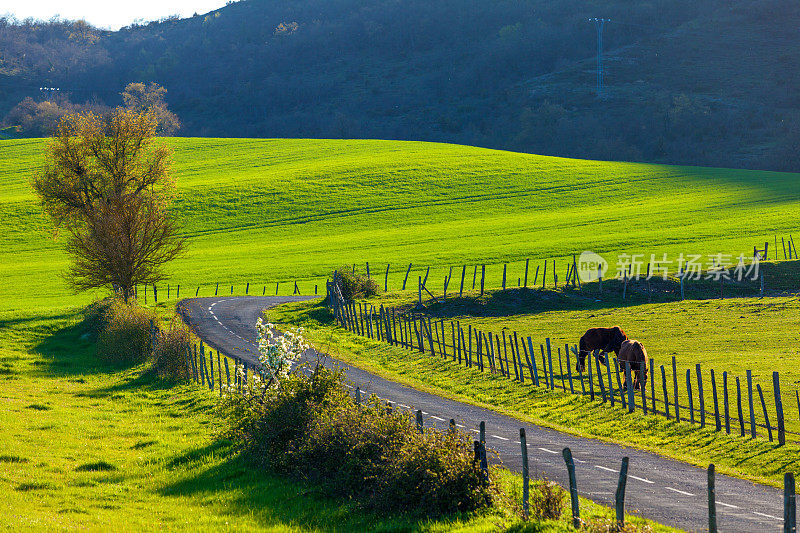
30, 318, 143, 377
160, 440, 473, 532
397, 261, 797, 319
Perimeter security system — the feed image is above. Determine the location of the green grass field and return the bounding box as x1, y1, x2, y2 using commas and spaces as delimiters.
0, 307, 680, 531
2, 137, 799, 314
2, 136, 799, 529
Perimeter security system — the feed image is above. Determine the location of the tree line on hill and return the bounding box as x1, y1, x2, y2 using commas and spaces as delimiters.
1, 0, 798, 171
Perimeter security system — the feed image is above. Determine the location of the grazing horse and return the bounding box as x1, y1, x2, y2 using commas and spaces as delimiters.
577, 326, 627, 372
618, 339, 648, 390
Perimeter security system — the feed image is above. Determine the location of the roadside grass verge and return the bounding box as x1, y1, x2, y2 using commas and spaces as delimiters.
1, 305, 678, 531
268, 298, 800, 488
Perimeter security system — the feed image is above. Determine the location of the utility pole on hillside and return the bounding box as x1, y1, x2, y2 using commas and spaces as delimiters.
588, 18, 610, 97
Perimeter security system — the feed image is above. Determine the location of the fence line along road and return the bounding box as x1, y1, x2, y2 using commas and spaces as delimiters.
327, 271, 798, 447
177, 295, 789, 533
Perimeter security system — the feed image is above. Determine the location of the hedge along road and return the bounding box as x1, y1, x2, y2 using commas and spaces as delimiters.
179, 296, 784, 532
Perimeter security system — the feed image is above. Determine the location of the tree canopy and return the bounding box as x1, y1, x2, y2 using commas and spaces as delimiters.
32, 108, 184, 301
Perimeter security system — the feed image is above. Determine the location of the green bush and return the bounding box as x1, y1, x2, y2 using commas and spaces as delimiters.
153, 323, 191, 380
96, 299, 154, 364
220, 365, 495, 516
530, 480, 564, 520
81, 297, 116, 340
335, 267, 379, 300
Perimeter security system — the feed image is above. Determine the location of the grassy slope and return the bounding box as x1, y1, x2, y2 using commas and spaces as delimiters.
0, 308, 680, 532
2, 137, 799, 314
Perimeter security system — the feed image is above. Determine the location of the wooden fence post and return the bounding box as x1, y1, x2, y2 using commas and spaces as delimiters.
480, 265, 485, 295
385, 263, 390, 292
616, 457, 629, 526
661, 365, 670, 419
520, 428, 529, 518
649, 357, 656, 413
502, 263, 507, 290
786, 472, 796, 533
542, 260, 547, 289
527, 337, 539, 386
402, 263, 412, 290
708, 464, 717, 533
562, 447, 581, 528
565, 344, 574, 393
723, 371, 731, 434
775, 371, 786, 446
736, 377, 745, 437
600, 353, 614, 406
758, 383, 773, 442
615, 358, 626, 407
748, 370, 757, 438
546, 338, 554, 390
587, 349, 594, 400
711, 369, 721, 431
687, 369, 695, 424
595, 352, 607, 402
460, 265, 466, 297
416, 410, 423, 434
672, 356, 680, 421
697, 364, 706, 428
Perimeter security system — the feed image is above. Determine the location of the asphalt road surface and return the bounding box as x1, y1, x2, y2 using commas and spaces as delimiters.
179, 296, 785, 532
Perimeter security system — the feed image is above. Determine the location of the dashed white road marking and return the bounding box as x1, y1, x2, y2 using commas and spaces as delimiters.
717, 502, 739, 509
629, 475, 654, 484
492, 435, 509, 441
665, 487, 694, 496
470, 429, 480, 433
539, 447, 558, 454
752, 512, 781, 520
399, 404, 411, 409
574, 458, 586, 463
595, 465, 618, 474
456, 423, 465, 428
430, 416, 445, 422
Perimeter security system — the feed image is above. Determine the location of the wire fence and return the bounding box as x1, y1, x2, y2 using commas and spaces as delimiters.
326, 273, 799, 447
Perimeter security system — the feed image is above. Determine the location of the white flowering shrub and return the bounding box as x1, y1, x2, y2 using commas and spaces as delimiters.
224, 318, 309, 399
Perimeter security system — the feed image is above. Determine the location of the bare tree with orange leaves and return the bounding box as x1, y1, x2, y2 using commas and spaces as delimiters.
32, 108, 185, 302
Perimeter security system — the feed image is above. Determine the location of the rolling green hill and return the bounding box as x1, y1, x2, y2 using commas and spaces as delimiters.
2, 0, 800, 171
1, 137, 798, 315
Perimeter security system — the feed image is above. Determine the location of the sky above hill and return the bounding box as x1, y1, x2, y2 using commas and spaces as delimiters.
1, 0, 229, 30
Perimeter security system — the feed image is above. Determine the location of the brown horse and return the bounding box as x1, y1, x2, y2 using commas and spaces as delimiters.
618, 339, 648, 390
577, 326, 627, 372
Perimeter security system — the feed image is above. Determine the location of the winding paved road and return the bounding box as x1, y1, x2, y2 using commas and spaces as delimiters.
179, 296, 785, 532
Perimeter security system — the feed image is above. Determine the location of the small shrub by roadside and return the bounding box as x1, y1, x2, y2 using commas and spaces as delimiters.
96, 299, 154, 364
530, 480, 565, 520
335, 267, 379, 300
153, 323, 192, 380
81, 297, 116, 340
219, 326, 495, 516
